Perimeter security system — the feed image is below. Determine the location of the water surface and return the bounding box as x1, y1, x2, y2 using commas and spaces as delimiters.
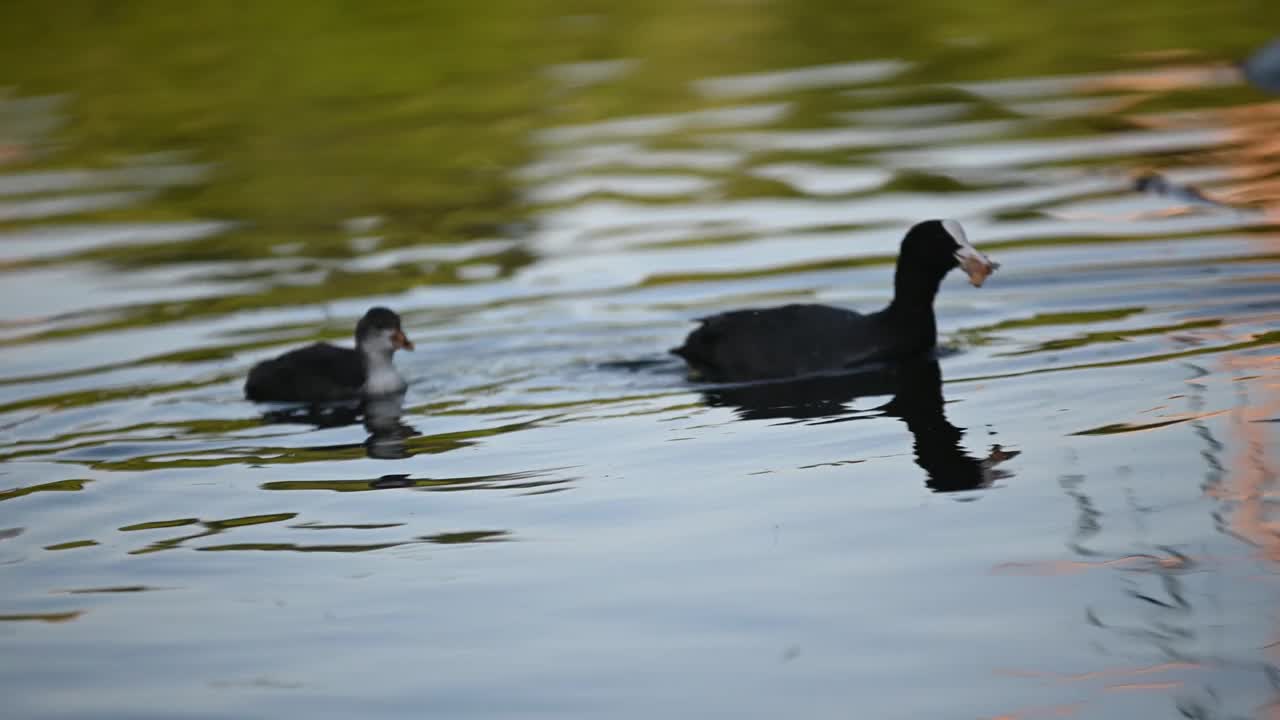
1, 3, 1279, 719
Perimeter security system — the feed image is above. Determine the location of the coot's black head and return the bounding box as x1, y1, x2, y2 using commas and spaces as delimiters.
355, 307, 414, 355
899, 219, 999, 288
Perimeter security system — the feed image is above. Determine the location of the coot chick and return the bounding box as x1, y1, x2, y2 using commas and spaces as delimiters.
671, 219, 997, 381
245, 307, 414, 402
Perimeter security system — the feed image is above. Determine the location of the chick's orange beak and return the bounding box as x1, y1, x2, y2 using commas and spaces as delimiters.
392, 329, 414, 351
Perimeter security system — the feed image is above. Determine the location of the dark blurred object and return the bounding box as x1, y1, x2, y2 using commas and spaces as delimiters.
1133, 170, 1212, 204
1243, 38, 1280, 93
701, 358, 1017, 492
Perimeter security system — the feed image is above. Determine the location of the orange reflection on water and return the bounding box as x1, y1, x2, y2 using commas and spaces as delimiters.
991, 553, 1190, 575
1080, 63, 1238, 95
995, 68, 1280, 718
1132, 99, 1280, 218
995, 662, 1200, 683
1215, 356, 1280, 546
988, 664, 1199, 718
1105, 681, 1182, 691
989, 702, 1083, 720
1216, 345, 1280, 719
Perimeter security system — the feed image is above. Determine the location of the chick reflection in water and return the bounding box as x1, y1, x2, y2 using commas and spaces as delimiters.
258, 392, 418, 460
362, 392, 417, 459
701, 359, 1017, 492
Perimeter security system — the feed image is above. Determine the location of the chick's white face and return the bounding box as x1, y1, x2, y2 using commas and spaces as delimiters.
358, 323, 414, 359
361, 328, 399, 357
361, 327, 410, 396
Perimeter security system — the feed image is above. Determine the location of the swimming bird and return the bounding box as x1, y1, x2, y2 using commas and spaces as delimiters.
670, 219, 997, 382
244, 307, 414, 402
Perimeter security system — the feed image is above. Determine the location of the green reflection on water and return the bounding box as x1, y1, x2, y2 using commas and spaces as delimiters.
0, 2, 555, 244
959, 329, 1280, 383
1072, 414, 1222, 435
2, 1, 1272, 245
261, 470, 565, 494
196, 542, 403, 553
0, 376, 234, 414
999, 319, 1224, 356
0, 0, 1275, 355
62, 585, 164, 594
119, 518, 201, 532
43, 540, 99, 551
0, 611, 83, 623
978, 308, 1148, 331
0, 478, 91, 502
125, 511, 298, 555
424, 530, 511, 544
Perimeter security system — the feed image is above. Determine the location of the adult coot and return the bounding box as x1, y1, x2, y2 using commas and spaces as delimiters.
245, 307, 414, 402
671, 219, 997, 381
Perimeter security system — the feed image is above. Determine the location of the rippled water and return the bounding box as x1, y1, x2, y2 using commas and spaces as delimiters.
2, 7, 1280, 719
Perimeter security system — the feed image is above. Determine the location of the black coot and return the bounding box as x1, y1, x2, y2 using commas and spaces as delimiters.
244, 307, 414, 402
671, 219, 998, 381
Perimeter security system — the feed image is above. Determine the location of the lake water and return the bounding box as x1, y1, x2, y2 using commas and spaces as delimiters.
2, 4, 1279, 719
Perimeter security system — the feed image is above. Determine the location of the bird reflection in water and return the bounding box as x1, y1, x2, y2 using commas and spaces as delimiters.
361, 391, 417, 459
700, 358, 1017, 492
259, 391, 418, 460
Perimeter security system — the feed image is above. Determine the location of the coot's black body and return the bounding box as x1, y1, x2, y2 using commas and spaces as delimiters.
245, 307, 414, 403
246, 343, 365, 403
673, 303, 903, 382
671, 219, 996, 381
